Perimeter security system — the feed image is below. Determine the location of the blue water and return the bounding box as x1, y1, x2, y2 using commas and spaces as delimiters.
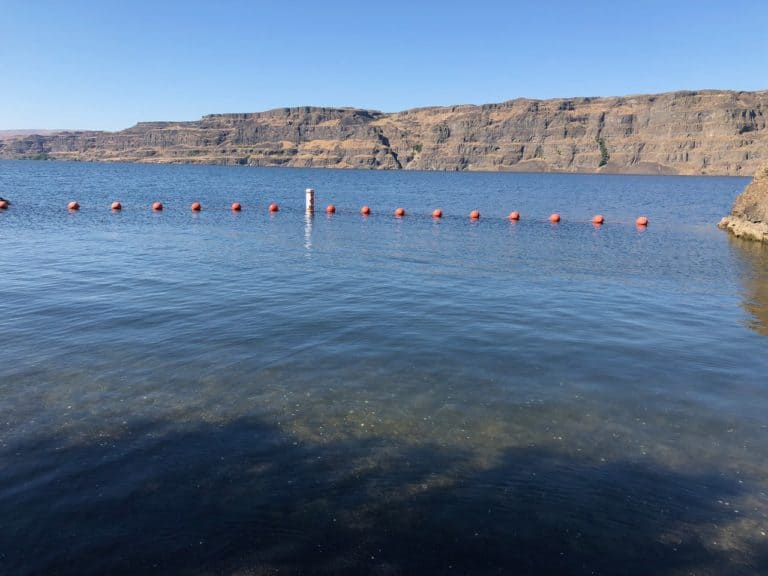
1, 160, 767, 575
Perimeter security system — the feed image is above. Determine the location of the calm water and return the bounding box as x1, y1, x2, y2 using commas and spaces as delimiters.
1, 160, 767, 575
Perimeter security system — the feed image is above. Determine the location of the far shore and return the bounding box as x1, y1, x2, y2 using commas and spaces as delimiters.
0, 156, 752, 179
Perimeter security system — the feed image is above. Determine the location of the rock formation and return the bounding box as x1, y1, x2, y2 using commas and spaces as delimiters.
719, 164, 768, 242
1, 90, 767, 175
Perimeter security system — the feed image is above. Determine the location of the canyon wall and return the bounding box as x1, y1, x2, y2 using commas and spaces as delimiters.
1, 90, 766, 175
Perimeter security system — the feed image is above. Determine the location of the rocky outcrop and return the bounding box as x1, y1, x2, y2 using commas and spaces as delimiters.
719, 164, 768, 241
1, 90, 767, 175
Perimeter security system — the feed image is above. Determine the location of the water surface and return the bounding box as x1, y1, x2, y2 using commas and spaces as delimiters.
1, 161, 767, 575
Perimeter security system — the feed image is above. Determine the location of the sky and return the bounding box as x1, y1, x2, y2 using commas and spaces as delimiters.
0, 0, 766, 131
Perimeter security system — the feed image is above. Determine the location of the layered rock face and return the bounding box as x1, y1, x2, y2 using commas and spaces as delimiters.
1, 90, 767, 175
719, 164, 768, 241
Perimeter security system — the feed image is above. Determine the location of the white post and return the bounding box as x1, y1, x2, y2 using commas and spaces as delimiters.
305, 188, 315, 212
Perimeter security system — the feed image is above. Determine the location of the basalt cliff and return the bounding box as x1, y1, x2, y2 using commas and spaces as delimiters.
719, 163, 768, 241
1, 90, 767, 175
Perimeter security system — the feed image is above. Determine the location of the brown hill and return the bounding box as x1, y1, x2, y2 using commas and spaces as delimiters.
1, 90, 766, 175
0, 129, 65, 140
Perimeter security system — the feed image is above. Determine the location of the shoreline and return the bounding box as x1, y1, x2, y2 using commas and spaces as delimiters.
0, 157, 753, 179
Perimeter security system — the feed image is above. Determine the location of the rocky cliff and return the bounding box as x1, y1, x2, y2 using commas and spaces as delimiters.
1, 90, 767, 175
719, 164, 768, 241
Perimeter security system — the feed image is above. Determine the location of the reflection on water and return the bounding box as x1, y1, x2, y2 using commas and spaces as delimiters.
304, 210, 313, 253
730, 235, 768, 335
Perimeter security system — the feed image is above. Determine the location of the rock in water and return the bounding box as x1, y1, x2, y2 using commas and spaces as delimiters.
719, 164, 768, 242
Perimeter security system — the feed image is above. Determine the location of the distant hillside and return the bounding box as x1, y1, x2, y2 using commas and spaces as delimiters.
0, 129, 65, 140
1, 90, 766, 175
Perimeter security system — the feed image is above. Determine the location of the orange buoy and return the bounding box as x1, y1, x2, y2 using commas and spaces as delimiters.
469, 210, 480, 220
592, 214, 604, 225
508, 211, 520, 221
395, 207, 405, 217
68, 201, 80, 211
549, 213, 561, 223
0, 200, 9, 210
111, 201, 122, 211
636, 216, 649, 226
152, 202, 163, 211
326, 204, 336, 214
191, 201, 201, 211
231, 202, 242, 211
269, 203, 279, 212
432, 208, 443, 218
360, 205, 371, 215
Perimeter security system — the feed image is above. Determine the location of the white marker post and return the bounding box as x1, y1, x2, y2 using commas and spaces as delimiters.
305, 188, 315, 213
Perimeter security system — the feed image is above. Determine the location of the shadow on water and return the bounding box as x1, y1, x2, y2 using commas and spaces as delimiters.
728, 236, 768, 336
1, 415, 765, 575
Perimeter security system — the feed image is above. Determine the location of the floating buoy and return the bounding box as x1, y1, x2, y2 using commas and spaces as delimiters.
231, 202, 242, 211
191, 202, 201, 211
636, 216, 649, 226
549, 213, 561, 223
432, 208, 443, 218
508, 211, 520, 221
0, 200, 9, 210
111, 201, 122, 211
269, 203, 279, 212
395, 207, 405, 217
68, 201, 80, 211
592, 214, 604, 225
360, 205, 371, 215
152, 202, 163, 211
326, 204, 336, 214
469, 210, 480, 220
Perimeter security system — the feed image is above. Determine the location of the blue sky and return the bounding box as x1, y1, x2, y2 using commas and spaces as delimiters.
1, 0, 766, 131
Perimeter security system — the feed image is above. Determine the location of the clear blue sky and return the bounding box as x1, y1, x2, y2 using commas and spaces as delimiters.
1, 0, 766, 131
